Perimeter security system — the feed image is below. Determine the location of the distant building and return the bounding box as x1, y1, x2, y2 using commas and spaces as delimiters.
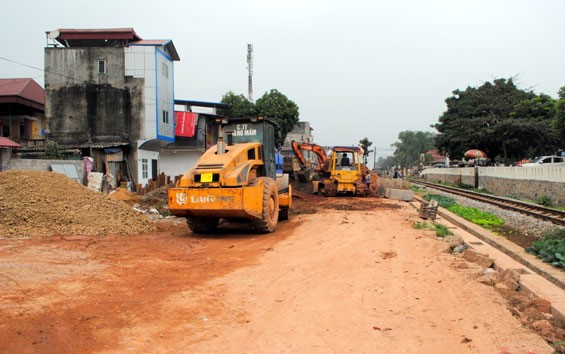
282, 121, 314, 153
426, 149, 446, 164
281, 122, 318, 173
44, 28, 180, 188
0, 78, 46, 148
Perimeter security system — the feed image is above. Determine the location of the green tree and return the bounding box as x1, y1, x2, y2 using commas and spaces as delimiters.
255, 89, 300, 146
391, 131, 435, 169
376, 155, 396, 170
358, 137, 373, 165
554, 86, 565, 148
503, 94, 558, 158
219, 91, 255, 117
434, 78, 557, 164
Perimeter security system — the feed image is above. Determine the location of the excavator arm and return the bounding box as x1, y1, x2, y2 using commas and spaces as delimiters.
291, 140, 327, 172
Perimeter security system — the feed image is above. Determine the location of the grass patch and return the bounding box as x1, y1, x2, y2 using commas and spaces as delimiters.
423, 194, 456, 208
434, 224, 452, 238
455, 182, 474, 190
409, 185, 427, 194
423, 193, 504, 229
446, 204, 504, 228
412, 221, 453, 238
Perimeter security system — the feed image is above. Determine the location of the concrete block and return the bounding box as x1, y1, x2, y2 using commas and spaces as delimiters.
463, 249, 495, 269
520, 274, 565, 322
384, 188, 414, 201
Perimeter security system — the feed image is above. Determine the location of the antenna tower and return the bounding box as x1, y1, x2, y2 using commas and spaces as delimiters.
247, 43, 254, 102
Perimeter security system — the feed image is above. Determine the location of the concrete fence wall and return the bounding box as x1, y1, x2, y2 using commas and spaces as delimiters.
8, 159, 85, 182
422, 166, 565, 206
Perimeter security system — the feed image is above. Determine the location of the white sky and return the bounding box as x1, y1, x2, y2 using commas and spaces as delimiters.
1, 0, 564, 157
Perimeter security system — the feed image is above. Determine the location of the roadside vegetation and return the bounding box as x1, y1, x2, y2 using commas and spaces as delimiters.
420, 192, 565, 272
423, 194, 504, 229
377, 80, 565, 171
412, 221, 453, 238
527, 228, 565, 270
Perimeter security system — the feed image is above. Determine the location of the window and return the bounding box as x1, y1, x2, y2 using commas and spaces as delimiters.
247, 148, 256, 160
162, 110, 169, 124
141, 159, 148, 179
98, 60, 106, 74
161, 62, 168, 78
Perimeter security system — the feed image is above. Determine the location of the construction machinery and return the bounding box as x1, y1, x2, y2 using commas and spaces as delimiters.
291, 141, 370, 197
290, 140, 328, 182
167, 117, 292, 233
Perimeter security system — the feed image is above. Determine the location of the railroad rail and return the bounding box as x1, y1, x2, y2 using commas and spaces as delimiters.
412, 180, 565, 226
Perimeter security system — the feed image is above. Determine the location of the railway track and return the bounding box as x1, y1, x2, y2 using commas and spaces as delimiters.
412, 180, 565, 226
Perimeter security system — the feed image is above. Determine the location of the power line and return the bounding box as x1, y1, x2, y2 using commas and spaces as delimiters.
0, 56, 75, 80
0, 56, 195, 106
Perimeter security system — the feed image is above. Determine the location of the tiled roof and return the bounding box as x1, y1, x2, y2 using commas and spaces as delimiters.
0, 137, 22, 148
0, 78, 44, 110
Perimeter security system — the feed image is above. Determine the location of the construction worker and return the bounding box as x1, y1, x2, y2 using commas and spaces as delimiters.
340, 153, 350, 167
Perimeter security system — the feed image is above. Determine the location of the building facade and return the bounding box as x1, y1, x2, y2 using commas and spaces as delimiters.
44, 28, 179, 188
0, 78, 46, 148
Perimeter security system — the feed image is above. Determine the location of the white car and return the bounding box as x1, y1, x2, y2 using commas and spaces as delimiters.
521, 155, 565, 167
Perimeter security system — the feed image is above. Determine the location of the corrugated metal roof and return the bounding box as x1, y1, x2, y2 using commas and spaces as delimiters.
0, 78, 45, 109
49, 28, 142, 48
47, 28, 181, 61
54, 28, 141, 41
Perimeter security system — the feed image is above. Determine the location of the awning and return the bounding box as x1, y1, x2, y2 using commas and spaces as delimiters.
0, 137, 22, 148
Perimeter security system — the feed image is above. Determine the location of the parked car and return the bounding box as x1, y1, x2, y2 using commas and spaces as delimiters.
521, 156, 565, 167
432, 163, 448, 168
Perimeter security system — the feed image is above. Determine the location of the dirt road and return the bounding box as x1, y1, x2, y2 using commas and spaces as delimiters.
0, 196, 554, 353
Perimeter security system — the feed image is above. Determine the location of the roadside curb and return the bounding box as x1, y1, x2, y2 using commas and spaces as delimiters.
412, 199, 565, 322
436, 207, 565, 290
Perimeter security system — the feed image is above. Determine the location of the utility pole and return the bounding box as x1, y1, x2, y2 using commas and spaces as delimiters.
247, 44, 254, 103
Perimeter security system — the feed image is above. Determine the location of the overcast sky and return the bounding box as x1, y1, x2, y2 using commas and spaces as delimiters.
1, 0, 564, 157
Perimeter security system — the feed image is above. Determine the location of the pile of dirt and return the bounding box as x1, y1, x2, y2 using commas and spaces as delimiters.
107, 187, 140, 206
0, 170, 155, 238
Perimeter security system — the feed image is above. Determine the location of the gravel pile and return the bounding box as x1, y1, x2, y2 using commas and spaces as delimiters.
425, 188, 560, 239
0, 170, 155, 238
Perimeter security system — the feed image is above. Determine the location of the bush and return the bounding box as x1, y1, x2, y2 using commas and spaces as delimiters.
526, 239, 565, 270
536, 195, 553, 207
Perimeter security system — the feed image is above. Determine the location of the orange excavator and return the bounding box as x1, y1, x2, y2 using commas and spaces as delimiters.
291, 140, 371, 197
291, 140, 328, 175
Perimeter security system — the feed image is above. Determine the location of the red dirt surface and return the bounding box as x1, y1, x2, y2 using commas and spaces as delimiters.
0, 178, 559, 353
